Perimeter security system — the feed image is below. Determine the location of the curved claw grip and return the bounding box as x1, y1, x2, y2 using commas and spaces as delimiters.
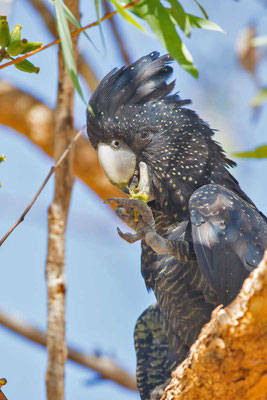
117, 227, 143, 244
105, 197, 154, 225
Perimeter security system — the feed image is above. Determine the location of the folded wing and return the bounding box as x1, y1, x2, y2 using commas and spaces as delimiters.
189, 184, 267, 305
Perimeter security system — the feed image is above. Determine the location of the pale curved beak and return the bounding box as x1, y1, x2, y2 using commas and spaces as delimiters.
97, 142, 136, 187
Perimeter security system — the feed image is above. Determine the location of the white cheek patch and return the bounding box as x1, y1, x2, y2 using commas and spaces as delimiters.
98, 143, 136, 186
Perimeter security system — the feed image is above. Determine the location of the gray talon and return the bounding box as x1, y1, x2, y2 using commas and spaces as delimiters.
107, 197, 157, 245
115, 207, 128, 219
117, 227, 139, 243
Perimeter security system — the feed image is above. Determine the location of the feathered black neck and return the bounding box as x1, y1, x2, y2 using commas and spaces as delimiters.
141, 107, 253, 222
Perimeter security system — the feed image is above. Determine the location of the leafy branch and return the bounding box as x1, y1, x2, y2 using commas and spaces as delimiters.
0, 16, 42, 72
0, 0, 140, 103
0, 0, 139, 71
117, 0, 223, 78
0, 0, 223, 101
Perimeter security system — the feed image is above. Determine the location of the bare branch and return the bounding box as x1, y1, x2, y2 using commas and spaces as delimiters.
103, 0, 131, 65
28, 0, 99, 92
0, 81, 121, 200
45, 1, 79, 397
0, 128, 83, 247
0, 310, 137, 391
162, 251, 267, 400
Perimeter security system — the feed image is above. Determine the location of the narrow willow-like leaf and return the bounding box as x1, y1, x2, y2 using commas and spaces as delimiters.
193, 0, 208, 19
166, 0, 191, 36
251, 88, 267, 107
61, 1, 95, 46
109, 0, 145, 32
251, 36, 267, 47
166, 0, 186, 31
234, 145, 267, 159
129, 0, 198, 78
187, 14, 224, 32
53, 0, 85, 103
94, 0, 105, 48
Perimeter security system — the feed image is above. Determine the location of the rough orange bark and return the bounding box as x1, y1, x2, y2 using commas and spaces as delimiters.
162, 251, 267, 400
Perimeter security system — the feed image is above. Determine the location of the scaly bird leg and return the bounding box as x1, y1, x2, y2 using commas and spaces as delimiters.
105, 198, 193, 262
105, 198, 155, 243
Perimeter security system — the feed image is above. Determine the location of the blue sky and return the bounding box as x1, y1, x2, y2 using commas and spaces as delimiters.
0, 0, 267, 399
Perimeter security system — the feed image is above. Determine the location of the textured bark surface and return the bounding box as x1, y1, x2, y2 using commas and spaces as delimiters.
0, 81, 121, 201
45, 1, 78, 398
162, 251, 267, 400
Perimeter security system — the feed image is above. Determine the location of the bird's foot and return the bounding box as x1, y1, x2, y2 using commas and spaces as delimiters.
105, 198, 182, 257
104, 198, 155, 244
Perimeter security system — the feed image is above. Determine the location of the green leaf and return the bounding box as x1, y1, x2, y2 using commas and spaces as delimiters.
193, 0, 208, 19
53, 0, 85, 103
234, 145, 267, 159
94, 0, 105, 50
251, 35, 267, 47
166, 0, 191, 37
187, 14, 224, 33
109, 0, 145, 32
87, 103, 95, 117
129, 0, 198, 78
14, 59, 40, 73
251, 88, 267, 107
60, 1, 95, 47
94, 0, 101, 21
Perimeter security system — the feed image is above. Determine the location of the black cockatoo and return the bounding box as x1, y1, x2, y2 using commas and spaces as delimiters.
86, 52, 267, 399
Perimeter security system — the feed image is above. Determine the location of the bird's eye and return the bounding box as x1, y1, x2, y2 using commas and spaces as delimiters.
141, 130, 150, 139
111, 139, 121, 149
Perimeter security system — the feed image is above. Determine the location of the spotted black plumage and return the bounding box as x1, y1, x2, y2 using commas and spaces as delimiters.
87, 52, 267, 399
134, 304, 182, 400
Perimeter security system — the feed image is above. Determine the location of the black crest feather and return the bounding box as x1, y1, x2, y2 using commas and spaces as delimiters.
88, 51, 190, 119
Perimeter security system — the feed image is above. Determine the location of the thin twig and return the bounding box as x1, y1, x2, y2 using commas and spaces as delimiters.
0, 0, 140, 70
0, 128, 83, 247
103, 1, 131, 65
0, 309, 137, 391
0, 81, 121, 200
